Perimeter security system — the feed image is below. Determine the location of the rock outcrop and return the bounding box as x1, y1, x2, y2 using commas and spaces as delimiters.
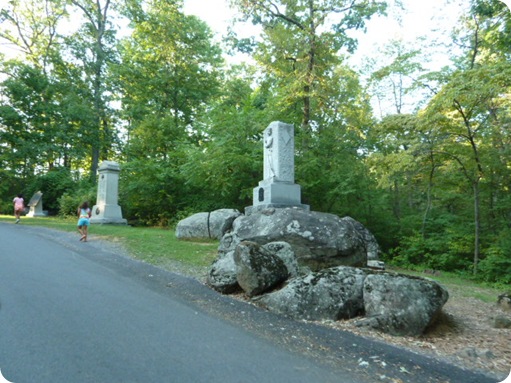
179, 208, 447, 336
220, 208, 370, 271
254, 266, 366, 321
209, 239, 448, 336
234, 241, 289, 297
207, 252, 239, 294
208, 241, 299, 294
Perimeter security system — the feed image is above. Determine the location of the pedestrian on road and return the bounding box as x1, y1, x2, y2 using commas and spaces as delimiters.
77, 201, 92, 242
13, 194, 24, 224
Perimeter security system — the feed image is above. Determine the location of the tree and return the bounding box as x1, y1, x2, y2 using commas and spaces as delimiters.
0, 0, 71, 175
368, 39, 426, 117
181, 69, 267, 211
424, 61, 511, 274
66, 0, 119, 182
0, 0, 67, 70
115, 0, 224, 223
118, 0, 223, 157
230, 0, 386, 133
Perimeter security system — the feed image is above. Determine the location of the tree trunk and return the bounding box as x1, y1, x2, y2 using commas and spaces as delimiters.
473, 181, 481, 275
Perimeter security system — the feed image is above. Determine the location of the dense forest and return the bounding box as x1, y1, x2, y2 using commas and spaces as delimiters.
0, 0, 510, 283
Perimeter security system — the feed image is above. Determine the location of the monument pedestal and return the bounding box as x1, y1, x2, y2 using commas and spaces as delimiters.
90, 161, 127, 225
26, 191, 47, 217
90, 204, 127, 224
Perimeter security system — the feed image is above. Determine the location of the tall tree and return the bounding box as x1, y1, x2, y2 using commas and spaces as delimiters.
0, 0, 91, 174
182, 67, 268, 210
67, 0, 117, 182
424, 61, 511, 274
230, 0, 386, 133
368, 39, 425, 117
115, 0, 223, 223
0, 0, 67, 70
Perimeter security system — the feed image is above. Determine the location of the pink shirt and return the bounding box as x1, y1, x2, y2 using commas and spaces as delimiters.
13, 197, 24, 210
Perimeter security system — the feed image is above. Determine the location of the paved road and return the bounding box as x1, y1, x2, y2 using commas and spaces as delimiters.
0, 222, 499, 383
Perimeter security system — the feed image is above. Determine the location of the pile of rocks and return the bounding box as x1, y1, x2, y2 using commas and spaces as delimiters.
177, 208, 449, 336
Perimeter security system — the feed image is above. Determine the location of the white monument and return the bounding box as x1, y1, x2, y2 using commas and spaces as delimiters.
90, 161, 127, 225
26, 191, 46, 217
246, 121, 309, 215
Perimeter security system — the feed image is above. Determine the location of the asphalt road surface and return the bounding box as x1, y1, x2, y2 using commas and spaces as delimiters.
0, 222, 500, 383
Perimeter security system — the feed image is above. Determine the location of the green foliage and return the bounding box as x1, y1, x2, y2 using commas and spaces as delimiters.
116, 0, 223, 134
231, 0, 386, 128
58, 183, 97, 218
119, 160, 183, 227
27, 167, 76, 214
179, 73, 267, 213
390, 231, 474, 272
478, 229, 511, 284
0, 59, 95, 176
0, 169, 17, 214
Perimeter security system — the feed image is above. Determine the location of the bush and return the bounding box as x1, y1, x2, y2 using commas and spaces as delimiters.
478, 229, 511, 284
28, 167, 76, 215
390, 230, 473, 272
0, 169, 29, 215
58, 185, 96, 217
119, 160, 180, 226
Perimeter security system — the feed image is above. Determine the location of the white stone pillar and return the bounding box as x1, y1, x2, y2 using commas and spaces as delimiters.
90, 161, 127, 224
247, 121, 309, 215
263, 121, 295, 182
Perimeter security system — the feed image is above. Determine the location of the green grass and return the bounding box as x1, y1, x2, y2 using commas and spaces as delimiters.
0, 215, 219, 269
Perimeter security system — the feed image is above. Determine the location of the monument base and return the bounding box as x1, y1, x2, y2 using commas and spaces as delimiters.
253, 179, 304, 204
26, 210, 47, 217
90, 204, 127, 225
246, 179, 309, 216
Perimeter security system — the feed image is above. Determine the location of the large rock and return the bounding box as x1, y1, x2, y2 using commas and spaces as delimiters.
262, 241, 300, 278
254, 266, 366, 321
176, 209, 241, 240
207, 251, 239, 294
219, 208, 369, 271
357, 273, 449, 336
347, 217, 381, 260
208, 241, 299, 294
234, 241, 289, 297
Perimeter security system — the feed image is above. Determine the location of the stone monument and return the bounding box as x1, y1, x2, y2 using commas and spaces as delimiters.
26, 191, 46, 217
90, 161, 127, 225
246, 121, 309, 215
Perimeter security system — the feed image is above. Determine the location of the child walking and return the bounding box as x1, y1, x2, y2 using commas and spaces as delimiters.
77, 201, 92, 242
13, 194, 24, 223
